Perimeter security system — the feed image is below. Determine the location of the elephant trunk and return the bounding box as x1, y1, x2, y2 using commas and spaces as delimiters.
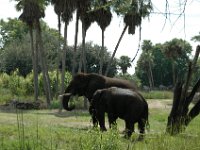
61, 93, 75, 111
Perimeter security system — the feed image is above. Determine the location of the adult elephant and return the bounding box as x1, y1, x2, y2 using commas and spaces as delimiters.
91, 87, 149, 140
62, 73, 137, 125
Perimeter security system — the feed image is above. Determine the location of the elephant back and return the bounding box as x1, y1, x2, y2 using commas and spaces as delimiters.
104, 76, 137, 90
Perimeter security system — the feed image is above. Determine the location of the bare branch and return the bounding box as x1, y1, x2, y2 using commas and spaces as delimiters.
131, 25, 141, 62
186, 98, 200, 126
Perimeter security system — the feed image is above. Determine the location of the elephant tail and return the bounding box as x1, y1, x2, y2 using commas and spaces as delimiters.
144, 101, 150, 132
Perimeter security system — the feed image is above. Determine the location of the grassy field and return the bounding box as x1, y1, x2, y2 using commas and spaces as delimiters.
0, 100, 200, 150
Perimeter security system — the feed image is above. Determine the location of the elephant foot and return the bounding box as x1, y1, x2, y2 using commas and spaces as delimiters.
100, 127, 107, 132
121, 129, 135, 134
137, 134, 144, 141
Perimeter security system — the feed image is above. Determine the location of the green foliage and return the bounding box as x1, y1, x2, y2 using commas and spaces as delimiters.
136, 39, 193, 87
115, 73, 141, 88
117, 55, 132, 74
0, 70, 72, 103
0, 19, 119, 77
191, 32, 200, 42
0, 18, 28, 48
0, 19, 62, 76
66, 42, 118, 76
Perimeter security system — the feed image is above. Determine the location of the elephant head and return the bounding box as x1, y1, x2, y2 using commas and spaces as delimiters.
62, 73, 90, 111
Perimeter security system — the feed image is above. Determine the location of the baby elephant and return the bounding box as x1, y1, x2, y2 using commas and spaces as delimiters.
91, 87, 149, 139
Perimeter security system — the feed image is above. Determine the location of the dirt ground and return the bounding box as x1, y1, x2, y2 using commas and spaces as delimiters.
147, 99, 172, 109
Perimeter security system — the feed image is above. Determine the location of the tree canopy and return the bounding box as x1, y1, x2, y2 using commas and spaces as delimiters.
136, 39, 193, 88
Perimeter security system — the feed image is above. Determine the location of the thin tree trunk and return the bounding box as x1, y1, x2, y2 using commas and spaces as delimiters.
35, 21, 52, 106
61, 22, 68, 94
29, 26, 39, 101
56, 14, 62, 98
149, 61, 154, 88
99, 29, 104, 75
72, 11, 79, 76
147, 69, 152, 90
82, 25, 87, 73
59, 22, 68, 113
172, 62, 176, 86
78, 19, 87, 74
105, 25, 128, 76
80, 19, 88, 109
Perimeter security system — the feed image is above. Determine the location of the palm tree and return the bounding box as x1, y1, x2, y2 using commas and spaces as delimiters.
51, 0, 64, 96
163, 38, 192, 85
51, 0, 76, 112
61, 0, 76, 93
92, 0, 112, 75
16, 0, 52, 105
105, 0, 152, 76
142, 40, 154, 89
78, 1, 95, 73
51, 0, 76, 94
15, 0, 39, 102
118, 55, 132, 74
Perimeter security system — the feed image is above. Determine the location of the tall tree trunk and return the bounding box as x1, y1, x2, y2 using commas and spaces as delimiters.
59, 22, 68, 113
56, 14, 62, 98
166, 45, 200, 135
35, 21, 52, 106
78, 19, 88, 109
147, 69, 152, 90
61, 22, 68, 94
72, 11, 79, 76
172, 62, 176, 86
105, 25, 128, 76
149, 61, 154, 88
29, 26, 39, 101
78, 19, 87, 74
99, 29, 105, 75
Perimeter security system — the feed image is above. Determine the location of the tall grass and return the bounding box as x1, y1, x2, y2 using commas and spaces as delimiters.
0, 108, 200, 150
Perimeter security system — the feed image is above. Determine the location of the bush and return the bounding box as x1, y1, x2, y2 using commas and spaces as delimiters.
0, 70, 72, 101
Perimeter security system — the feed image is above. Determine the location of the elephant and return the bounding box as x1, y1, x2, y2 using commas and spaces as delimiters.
91, 87, 149, 139
61, 73, 137, 126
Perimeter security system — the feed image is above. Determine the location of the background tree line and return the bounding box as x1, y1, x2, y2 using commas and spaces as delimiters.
136, 39, 200, 89
1, 18, 200, 91
0, 18, 120, 76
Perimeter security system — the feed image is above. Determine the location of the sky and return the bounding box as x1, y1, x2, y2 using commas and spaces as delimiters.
1, 0, 200, 74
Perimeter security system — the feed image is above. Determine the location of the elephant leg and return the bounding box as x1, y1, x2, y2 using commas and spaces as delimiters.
137, 119, 145, 141
89, 105, 98, 127
108, 113, 117, 129
125, 120, 134, 138
97, 113, 107, 131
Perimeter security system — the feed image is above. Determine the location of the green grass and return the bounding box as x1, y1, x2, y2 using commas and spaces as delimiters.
142, 91, 173, 99
0, 104, 200, 150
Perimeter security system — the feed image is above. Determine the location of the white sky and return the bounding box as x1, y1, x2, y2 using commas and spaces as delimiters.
0, 0, 200, 74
